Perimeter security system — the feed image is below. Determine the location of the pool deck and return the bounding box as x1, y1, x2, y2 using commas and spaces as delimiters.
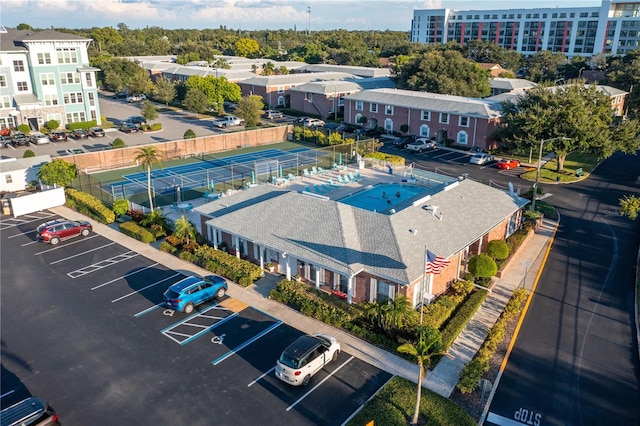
161, 164, 425, 231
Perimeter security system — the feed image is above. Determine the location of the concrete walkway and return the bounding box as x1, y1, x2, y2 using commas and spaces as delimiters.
50, 206, 556, 397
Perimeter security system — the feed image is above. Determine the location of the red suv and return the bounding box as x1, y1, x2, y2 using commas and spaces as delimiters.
36, 219, 92, 245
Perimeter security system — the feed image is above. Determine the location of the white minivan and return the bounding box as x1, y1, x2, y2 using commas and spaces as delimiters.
275, 334, 340, 386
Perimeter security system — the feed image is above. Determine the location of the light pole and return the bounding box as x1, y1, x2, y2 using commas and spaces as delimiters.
531, 137, 570, 211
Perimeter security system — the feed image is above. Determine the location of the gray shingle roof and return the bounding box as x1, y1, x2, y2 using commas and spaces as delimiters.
490, 78, 537, 91
0, 155, 51, 173
345, 88, 503, 119
198, 179, 528, 285
240, 72, 357, 87
290, 77, 396, 95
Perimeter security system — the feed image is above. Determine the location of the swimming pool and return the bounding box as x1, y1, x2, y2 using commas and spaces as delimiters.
338, 183, 429, 213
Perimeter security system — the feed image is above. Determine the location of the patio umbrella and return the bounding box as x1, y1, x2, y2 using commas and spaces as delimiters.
251, 170, 255, 184
338, 152, 342, 165
176, 186, 181, 203
210, 180, 215, 191
279, 165, 283, 178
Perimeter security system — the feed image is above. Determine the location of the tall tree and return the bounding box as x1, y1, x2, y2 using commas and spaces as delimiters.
604, 48, 640, 118
153, 76, 176, 106
140, 100, 158, 123
236, 95, 264, 128
183, 88, 209, 117
522, 50, 568, 83
37, 159, 77, 187
494, 84, 639, 170
133, 146, 163, 211
395, 49, 491, 97
397, 327, 443, 425
173, 215, 196, 244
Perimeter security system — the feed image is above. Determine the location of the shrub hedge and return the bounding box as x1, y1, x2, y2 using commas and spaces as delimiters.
118, 221, 155, 243
66, 188, 115, 224
440, 290, 488, 351
187, 244, 262, 287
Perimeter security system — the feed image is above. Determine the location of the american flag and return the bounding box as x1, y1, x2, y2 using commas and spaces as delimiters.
425, 250, 450, 275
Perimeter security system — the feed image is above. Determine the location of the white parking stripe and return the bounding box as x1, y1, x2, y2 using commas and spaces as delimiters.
34, 234, 98, 255
21, 240, 39, 247
111, 273, 180, 303
0, 389, 15, 399
50, 242, 115, 264
247, 367, 276, 387
133, 303, 163, 317
69, 251, 139, 278
8, 229, 36, 239
285, 356, 354, 412
211, 321, 282, 365
90, 263, 158, 290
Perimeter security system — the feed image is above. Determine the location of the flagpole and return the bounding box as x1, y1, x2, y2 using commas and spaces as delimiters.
420, 245, 427, 325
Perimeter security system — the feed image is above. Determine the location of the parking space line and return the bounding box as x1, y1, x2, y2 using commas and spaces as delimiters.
50, 242, 115, 264
1, 213, 56, 230
35, 234, 99, 255
285, 356, 354, 412
90, 263, 158, 289
247, 366, 276, 387
173, 312, 238, 346
69, 251, 141, 279
211, 321, 283, 365
8, 229, 36, 239
111, 273, 181, 303
134, 303, 163, 318
21, 240, 39, 247
0, 389, 15, 399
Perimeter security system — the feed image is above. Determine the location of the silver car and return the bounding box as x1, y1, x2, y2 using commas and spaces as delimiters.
30, 132, 50, 144
275, 334, 340, 386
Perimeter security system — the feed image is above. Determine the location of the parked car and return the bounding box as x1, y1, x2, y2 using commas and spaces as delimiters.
302, 118, 325, 128
70, 129, 89, 139
36, 219, 92, 245
364, 127, 385, 138
406, 138, 437, 153
126, 94, 146, 103
11, 132, 30, 146
112, 91, 128, 99
0, 135, 11, 148
124, 116, 147, 126
0, 397, 60, 426
264, 110, 284, 119
29, 132, 50, 145
223, 101, 238, 112
118, 122, 138, 133
213, 115, 244, 128
163, 275, 228, 314
275, 334, 341, 386
394, 135, 418, 149
495, 159, 521, 170
88, 127, 106, 137
294, 116, 311, 125
49, 131, 68, 142
336, 123, 360, 134
64, 148, 85, 155
469, 153, 495, 165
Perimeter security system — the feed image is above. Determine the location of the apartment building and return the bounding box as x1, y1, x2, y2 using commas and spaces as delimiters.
411, 0, 640, 57
0, 27, 101, 131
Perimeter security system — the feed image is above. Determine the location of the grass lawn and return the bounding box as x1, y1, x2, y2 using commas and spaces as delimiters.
519, 151, 600, 183
347, 376, 475, 426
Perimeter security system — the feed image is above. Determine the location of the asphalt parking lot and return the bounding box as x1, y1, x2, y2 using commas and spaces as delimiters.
0, 211, 391, 425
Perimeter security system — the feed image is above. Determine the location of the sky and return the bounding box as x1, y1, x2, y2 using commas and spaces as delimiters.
1, 0, 603, 32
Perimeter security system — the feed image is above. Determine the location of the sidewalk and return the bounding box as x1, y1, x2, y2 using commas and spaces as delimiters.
50, 206, 556, 398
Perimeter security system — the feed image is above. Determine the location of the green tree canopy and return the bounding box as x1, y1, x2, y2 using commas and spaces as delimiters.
141, 100, 159, 123
236, 95, 264, 128
235, 37, 260, 58
395, 49, 491, 97
522, 50, 568, 83
494, 84, 639, 170
133, 146, 162, 211
153, 76, 177, 106
604, 49, 640, 118
183, 88, 209, 116
173, 215, 196, 244
468, 253, 498, 278
620, 195, 640, 220
37, 159, 77, 187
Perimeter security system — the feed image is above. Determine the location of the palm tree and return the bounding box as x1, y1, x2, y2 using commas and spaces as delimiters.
173, 215, 196, 245
397, 326, 444, 425
133, 146, 163, 211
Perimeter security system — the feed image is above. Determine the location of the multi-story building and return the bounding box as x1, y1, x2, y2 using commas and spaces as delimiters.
0, 26, 101, 132
411, 0, 640, 57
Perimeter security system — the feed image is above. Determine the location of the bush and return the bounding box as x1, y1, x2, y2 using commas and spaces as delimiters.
23, 149, 35, 158
159, 241, 177, 254
65, 188, 115, 224
486, 240, 510, 260
66, 120, 98, 130
441, 290, 488, 350
184, 129, 196, 139
190, 244, 262, 286
149, 123, 162, 131
506, 228, 530, 253
468, 253, 498, 278
111, 138, 126, 148
112, 199, 129, 217
17, 124, 30, 133
457, 358, 487, 394
118, 221, 155, 243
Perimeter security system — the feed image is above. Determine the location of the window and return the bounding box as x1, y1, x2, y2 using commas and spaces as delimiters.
385, 105, 394, 115
277, 85, 285, 94
439, 113, 449, 124
5, 175, 12, 184
355, 100, 363, 111
46, 113, 62, 123
41, 73, 55, 86
63, 92, 84, 104
420, 125, 430, 138
85, 72, 93, 87
44, 94, 59, 106
0, 75, 5, 87
457, 131, 468, 145
66, 112, 86, 123
421, 110, 431, 121
370, 103, 378, 113
37, 53, 51, 64
277, 95, 285, 106
17, 81, 28, 91
60, 72, 80, 84
88, 92, 95, 106
0, 96, 10, 108
57, 48, 78, 64
459, 116, 469, 127
376, 281, 395, 303
384, 118, 393, 132
13, 60, 24, 72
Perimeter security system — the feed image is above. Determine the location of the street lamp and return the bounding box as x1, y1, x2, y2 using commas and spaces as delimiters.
531, 137, 571, 211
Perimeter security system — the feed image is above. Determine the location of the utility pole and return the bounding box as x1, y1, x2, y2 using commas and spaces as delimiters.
307, 6, 311, 35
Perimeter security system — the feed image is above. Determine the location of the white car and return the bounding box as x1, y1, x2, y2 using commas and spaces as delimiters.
469, 153, 495, 165
214, 115, 245, 128
302, 118, 325, 128
29, 132, 50, 145
406, 138, 437, 153
126, 94, 146, 103
275, 334, 340, 386
264, 110, 284, 119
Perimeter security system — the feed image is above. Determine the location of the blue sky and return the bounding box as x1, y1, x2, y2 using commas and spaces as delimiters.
2, 1, 601, 31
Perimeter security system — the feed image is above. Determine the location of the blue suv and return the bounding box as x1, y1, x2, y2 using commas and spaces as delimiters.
163, 275, 227, 314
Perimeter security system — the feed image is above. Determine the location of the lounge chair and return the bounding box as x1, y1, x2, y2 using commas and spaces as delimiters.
321, 183, 333, 193
313, 184, 326, 194
303, 168, 312, 177
329, 179, 340, 188
348, 171, 360, 182
304, 185, 311, 193
287, 173, 299, 181
312, 166, 320, 174
355, 170, 363, 180
337, 175, 349, 185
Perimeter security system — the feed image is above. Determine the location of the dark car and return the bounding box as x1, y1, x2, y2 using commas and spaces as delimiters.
36, 219, 92, 245
112, 91, 128, 99
49, 131, 68, 142
11, 132, 30, 146
70, 129, 89, 139
119, 122, 138, 133
394, 135, 418, 148
125, 116, 146, 125
163, 275, 228, 314
88, 127, 106, 137
0, 135, 11, 148
364, 127, 385, 138
0, 397, 60, 426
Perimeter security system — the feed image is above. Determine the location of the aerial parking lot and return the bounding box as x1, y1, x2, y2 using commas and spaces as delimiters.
0, 211, 391, 425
